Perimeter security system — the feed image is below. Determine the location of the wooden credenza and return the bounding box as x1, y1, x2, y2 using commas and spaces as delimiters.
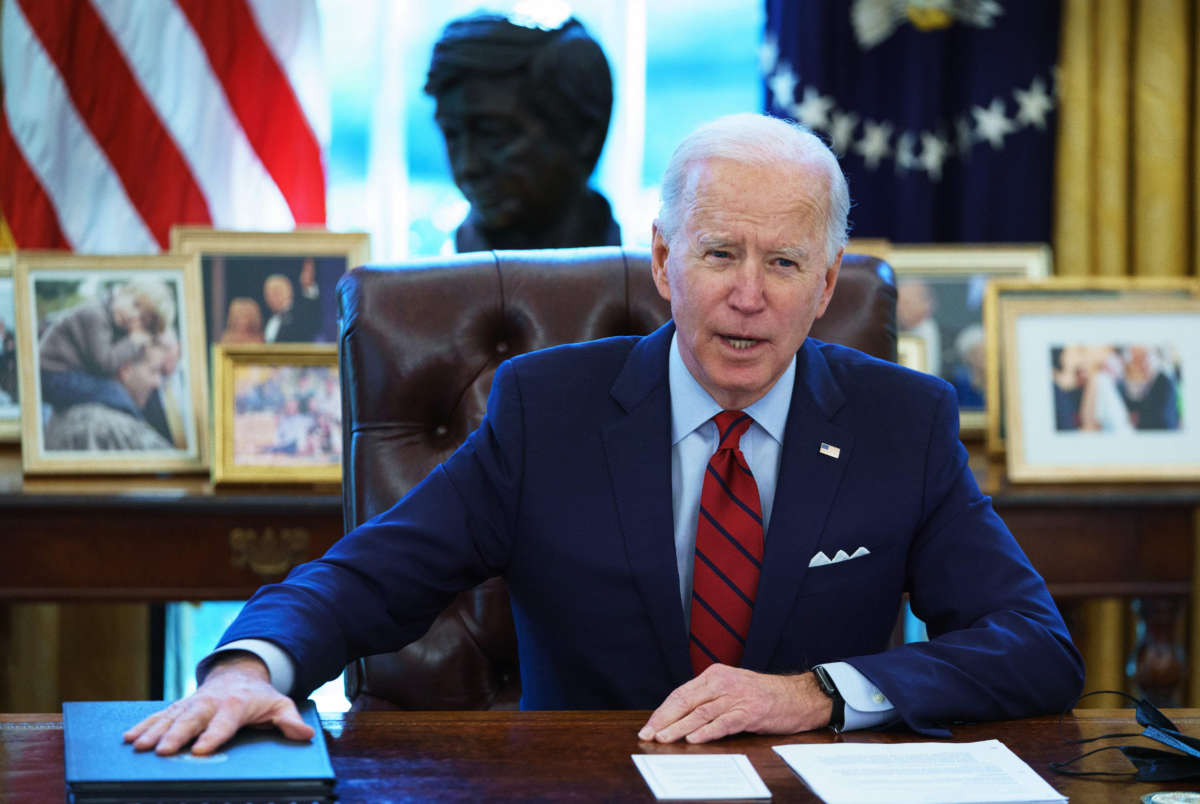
0, 462, 344, 602
0, 445, 345, 710
970, 450, 1199, 707
2, 444, 1198, 709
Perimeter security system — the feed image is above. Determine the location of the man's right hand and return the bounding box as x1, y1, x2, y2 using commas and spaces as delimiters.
122, 652, 315, 756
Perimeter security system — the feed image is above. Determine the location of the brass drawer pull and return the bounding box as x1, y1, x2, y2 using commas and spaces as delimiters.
229, 527, 309, 578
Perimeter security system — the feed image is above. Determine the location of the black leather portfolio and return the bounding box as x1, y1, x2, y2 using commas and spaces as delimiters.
62, 699, 335, 803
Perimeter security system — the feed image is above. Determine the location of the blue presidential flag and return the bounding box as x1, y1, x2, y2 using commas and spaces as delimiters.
763, 0, 1060, 242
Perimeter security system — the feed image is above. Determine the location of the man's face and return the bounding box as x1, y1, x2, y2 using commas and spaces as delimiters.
110, 291, 139, 331
155, 334, 181, 377
435, 75, 581, 231
651, 157, 841, 411
264, 278, 293, 314
896, 280, 934, 330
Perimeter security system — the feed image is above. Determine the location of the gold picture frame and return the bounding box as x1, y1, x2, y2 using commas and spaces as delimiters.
170, 227, 369, 355
1001, 296, 1200, 482
0, 252, 19, 442
846, 238, 893, 261
14, 251, 208, 474
896, 334, 928, 374
983, 276, 1200, 455
212, 343, 340, 486
889, 243, 1051, 438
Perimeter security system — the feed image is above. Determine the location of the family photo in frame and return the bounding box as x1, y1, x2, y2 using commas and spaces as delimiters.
1050, 342, 1181, 433
889, 244, 1051, 437
211, 343, 341, 486
982, 276, 1200, 455
13, 253, 209, 475
1001, 296, 1200, 482
170, 227, 370, 365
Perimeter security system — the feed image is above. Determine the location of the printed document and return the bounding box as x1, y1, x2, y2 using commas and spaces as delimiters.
632, 754, 771, 799
773, 739, 1066, 804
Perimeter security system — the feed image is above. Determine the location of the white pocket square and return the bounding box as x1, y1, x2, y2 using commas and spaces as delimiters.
808, 546, 871, 568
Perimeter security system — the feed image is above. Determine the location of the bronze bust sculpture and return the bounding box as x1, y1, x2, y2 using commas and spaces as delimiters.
426, 13, 620, 252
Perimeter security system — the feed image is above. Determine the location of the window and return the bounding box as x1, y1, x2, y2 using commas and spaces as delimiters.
319, 0, 763, 258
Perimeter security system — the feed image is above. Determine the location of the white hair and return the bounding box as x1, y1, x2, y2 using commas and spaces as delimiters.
955, 323, 985, 358
656, 113, 850, 265
115, 278, 176, 333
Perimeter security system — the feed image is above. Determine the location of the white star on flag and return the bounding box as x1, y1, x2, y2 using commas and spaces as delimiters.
855, 120, 893, 169
828, 110, 860, 155
895, 131, 917, 172
919, 132, 948, 180
972, 98, 1016, 149
794, 86, 835, 132
1013, 77, 1054, 129
768, 64, 799, 110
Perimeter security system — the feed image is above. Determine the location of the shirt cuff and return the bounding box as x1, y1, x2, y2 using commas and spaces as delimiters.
818, 661, 896, 732
197, 638, 295, 696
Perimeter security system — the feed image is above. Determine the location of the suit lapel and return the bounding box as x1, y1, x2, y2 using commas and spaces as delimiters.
742, 340, 853, 671
603, 323, 692, 687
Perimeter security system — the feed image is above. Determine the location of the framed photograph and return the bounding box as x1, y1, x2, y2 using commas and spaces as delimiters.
13, 252, 208, 474
0, 252, 19, 441
169, 227, 369, 363
212, 343, 340, 485
1001, 296, 1200, 482
888, 244, 1051, 437
983, 276, 1200, 455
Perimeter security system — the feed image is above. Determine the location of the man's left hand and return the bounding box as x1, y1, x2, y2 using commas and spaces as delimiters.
638, 665, 833, 744
299, 259, 316, 291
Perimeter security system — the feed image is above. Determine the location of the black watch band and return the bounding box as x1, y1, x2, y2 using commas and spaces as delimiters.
812, 665, 845, 732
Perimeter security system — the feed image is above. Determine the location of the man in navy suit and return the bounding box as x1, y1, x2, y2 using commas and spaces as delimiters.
128, 114, 1082, 756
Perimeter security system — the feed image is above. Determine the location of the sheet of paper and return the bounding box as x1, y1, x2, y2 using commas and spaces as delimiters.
772, 739, 1066, 804
632, 753, 771, 800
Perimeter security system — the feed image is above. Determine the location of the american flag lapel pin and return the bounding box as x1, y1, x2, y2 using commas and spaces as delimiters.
819, 442, 840, 459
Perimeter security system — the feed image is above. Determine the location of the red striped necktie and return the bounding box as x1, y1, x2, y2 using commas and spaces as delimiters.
689, 410, 764, 674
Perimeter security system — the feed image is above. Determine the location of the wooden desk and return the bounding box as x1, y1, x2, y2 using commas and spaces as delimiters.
3, 709, 1198, 802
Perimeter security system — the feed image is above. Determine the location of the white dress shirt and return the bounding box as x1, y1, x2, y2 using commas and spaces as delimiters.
209, 334, 897, 730
666, 334, 894, 731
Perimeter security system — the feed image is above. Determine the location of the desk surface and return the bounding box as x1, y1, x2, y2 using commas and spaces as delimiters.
3, 709, 1199, 802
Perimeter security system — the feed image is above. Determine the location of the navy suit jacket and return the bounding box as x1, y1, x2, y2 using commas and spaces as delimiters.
222, 323, 1083, 735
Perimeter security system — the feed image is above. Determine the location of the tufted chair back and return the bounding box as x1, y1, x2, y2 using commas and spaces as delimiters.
337, 246, 896, 710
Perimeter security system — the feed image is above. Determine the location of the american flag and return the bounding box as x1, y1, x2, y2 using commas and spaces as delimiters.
0, 0, 329, 253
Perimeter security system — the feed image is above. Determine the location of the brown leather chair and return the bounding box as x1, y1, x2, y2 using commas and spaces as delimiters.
336, 246, 896, 710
